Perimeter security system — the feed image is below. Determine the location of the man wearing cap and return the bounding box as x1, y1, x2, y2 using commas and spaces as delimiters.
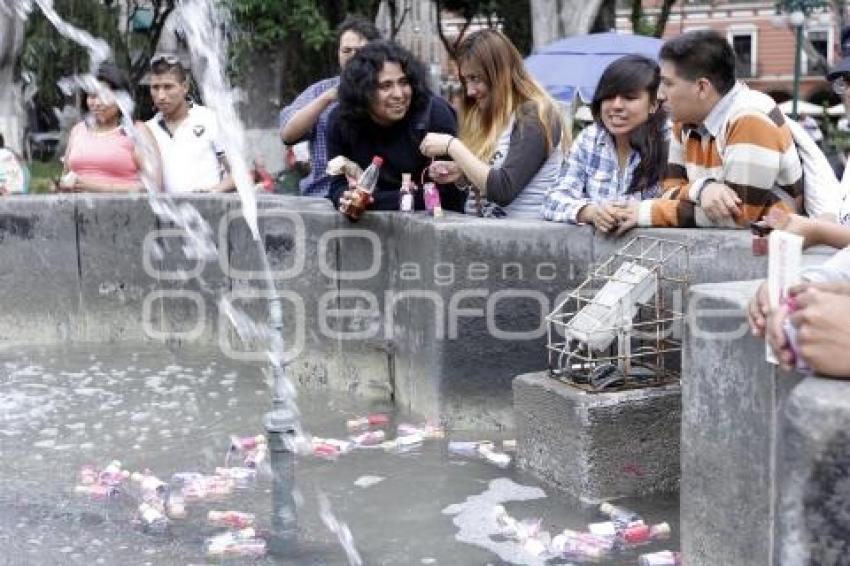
279, 15, 380, 198
146, 54, 234, 193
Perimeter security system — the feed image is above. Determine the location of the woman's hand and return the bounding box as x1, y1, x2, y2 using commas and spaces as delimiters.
428, 160, 462, 184
578, 203, 621, 233
420, 133, 455, 158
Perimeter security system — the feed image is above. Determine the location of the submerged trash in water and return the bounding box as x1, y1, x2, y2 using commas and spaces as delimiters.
208, 510, 256, 529
598, 501, 642, 526
351, 430, 386, 447
138, 501, 170, 534
346, 413, 390, 431
397, 423, 445, 439
205, 528, 267, 558
448, 441, 512, 468
638, 550, 682, 565
74, 460, 128, 500
353, 475, 385, 489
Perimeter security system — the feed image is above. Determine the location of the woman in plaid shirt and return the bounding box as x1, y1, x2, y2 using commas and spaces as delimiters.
541, 55, 668, 232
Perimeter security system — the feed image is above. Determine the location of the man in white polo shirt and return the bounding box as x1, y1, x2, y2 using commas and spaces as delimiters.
147, 53, 234, 193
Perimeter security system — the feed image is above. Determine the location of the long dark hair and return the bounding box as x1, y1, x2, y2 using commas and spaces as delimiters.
591, 54, 667, 195
337, 40, 430, 135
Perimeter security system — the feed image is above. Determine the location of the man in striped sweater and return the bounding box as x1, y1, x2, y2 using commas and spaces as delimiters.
616, 30, 803, 232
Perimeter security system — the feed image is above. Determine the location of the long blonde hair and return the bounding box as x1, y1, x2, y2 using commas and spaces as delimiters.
457, 29, 568, 162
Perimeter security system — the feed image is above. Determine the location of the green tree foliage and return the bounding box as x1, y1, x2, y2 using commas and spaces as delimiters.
22, 0, 127, 116
432, 0, 532, 61
22, 0, 174, 119
227, 0, 380, 102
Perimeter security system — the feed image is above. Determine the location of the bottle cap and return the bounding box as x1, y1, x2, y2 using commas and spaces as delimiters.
372, 156, 384, 167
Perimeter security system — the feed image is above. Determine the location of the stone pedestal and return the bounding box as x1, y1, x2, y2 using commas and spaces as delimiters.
778, 376, 850, 565
513, 371, 680, 503
682, 280, 801, 566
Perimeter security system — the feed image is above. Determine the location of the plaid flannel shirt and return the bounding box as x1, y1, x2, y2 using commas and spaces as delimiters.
541, 122, 661, 223
278, 76, 339, 197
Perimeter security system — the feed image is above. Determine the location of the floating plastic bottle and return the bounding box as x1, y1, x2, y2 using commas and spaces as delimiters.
208, 510, 256, 529
231, 434, 266, 452
550, 529, 613, 560
182, 475, 234, 501
448, 440, 493, 457
165, 492, 186, 519
599, 502, 642, 526
399, 173, 414, 213
78, 465, 98, 486
477, 443, 511, 468
130, 471, 168, 502
346, 413, 390, 431
342, 156, 382, 221
206, 536, 267, 558
381, 432, 424, 452
638, 550, 682, 566
98, 460, 129, 486
138, 502, 169, 534
351, 430, 386, 447
244, 445, 268, 468
74, 484, 119, 500
215, 466, 257, 487
397, 423, 444, 439
620, 522, 672, 546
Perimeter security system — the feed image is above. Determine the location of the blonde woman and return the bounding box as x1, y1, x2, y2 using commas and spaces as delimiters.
420, 29, 568, 218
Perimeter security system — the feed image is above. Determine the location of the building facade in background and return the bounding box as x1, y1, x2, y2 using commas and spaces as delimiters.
617, 0, 845, 105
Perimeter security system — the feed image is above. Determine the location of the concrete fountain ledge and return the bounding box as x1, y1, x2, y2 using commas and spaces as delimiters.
0, 194, 769, 429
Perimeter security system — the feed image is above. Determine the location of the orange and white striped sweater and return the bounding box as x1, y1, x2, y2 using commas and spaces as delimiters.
636, 83, 804, 228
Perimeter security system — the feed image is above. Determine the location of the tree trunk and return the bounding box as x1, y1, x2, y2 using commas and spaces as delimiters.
0, 9, 25, 154
530, 0, 605, 49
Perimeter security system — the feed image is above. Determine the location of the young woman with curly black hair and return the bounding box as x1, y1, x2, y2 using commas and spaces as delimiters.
326, 40, 465, 213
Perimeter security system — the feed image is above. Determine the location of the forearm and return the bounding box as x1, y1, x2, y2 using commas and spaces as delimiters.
280, 95, 332, 144
446, 140, 490, 192
541, 189, 588, 223
803, 218, 850, 249
207, 174, 236, 193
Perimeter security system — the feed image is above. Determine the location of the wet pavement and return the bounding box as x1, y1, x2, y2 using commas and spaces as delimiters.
0, 343, 679, 565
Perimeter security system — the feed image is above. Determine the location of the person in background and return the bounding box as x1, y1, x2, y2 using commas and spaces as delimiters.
613, 30, 804, 233
0, 133, 29, 195
326, 41, 464, 214
541, 55, 667, 231
827, 56, 850, 188
60, 62, 160, 193
420, 29, 567, 219
146, 53, 233, 194
798, 112, 824, 146
279, 15, 380, 198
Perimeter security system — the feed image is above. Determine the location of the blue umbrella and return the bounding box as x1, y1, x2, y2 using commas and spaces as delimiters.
525, 32, 664, 103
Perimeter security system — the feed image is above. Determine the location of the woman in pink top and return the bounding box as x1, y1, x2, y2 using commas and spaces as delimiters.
60, 63, 160, 193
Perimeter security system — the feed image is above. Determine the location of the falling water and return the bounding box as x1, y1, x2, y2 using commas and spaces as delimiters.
5, 0, 371, 562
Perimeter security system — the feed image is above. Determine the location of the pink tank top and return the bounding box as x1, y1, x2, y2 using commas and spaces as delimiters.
66, 123, 140, 184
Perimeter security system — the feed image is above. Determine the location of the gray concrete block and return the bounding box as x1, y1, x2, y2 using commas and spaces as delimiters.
148, 195, 235, 345
74, 195, 161, 342
0, 195, 81, 344
431, 220, 593, 429
777, 376, 850, 566
514, 371, 681, 503
682, 280, 802, 566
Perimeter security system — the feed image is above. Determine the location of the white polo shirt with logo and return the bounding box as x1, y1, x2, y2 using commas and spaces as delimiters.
147, 104, 224, 193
